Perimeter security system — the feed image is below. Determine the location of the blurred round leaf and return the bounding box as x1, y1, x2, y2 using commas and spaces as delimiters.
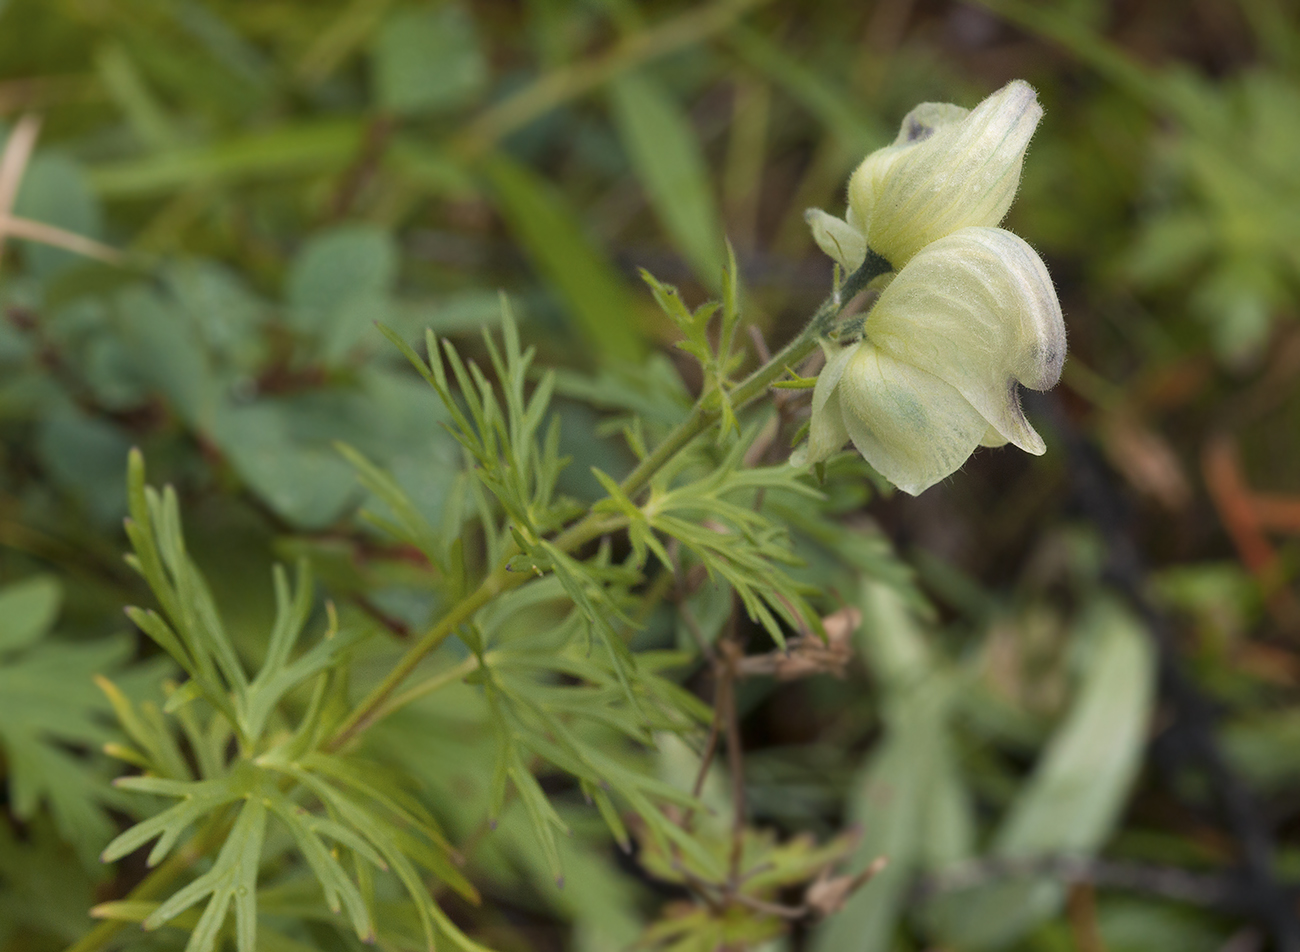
371, 6, 487, 117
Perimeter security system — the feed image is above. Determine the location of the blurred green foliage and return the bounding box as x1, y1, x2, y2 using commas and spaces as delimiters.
4, 1, 1300, 951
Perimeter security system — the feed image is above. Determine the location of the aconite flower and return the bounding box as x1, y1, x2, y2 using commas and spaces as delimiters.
806, 80, 1042, 271
795, 227, 1065, 495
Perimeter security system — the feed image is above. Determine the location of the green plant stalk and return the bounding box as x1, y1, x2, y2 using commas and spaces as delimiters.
331, 250, 890, 748
68, 253, 890, 952
370, 653, 484, 725
621, 250, 889, 499
326, 512, 626, 751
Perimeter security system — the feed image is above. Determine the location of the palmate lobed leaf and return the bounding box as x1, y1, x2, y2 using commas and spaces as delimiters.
98, 676, 200, 781
275, 761, 489, 952
633, 444, 827, 646
101, 749, 481, 952
298, 753, 466, 879
470, 567, 718, 880
145, 795, 267, 952
124, 451, 370, 757
240, 565, 365, 745
377, 301, 576, 544
0, 578, 135, 866
105, 442, 484, 952
0, 574, 61, 653
538, 542, 642, 705
483, 669, 718, 879
103, 773, 246, 869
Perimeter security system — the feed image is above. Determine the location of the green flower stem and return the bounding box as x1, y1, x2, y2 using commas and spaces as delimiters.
326, 512, 625, 752
330, 250, 891, 750
326, 575, 502, 751
370, 653, 484, 725
619, 249, 890, 501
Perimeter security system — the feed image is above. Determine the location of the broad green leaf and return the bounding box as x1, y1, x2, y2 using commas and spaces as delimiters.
855, 576, 934, 693
998, 599, 1155, 851
337, 442, 445, 572
12, 152, 103, 278
609, 72, 725, 285
0, 633, 132, 866
813, 580, 971, 952
211, 398, 360, 530
162, 259, 266, 369
483, 152, 645, 362
286, 224, 398, 361
1223, 708, 1300, 791
210, 362, 459, 532
921, 596, 1156, 950
372, 6, 487, 116
812, 685, 965, 952
114, 282, 218, 427
36, 404, 132, 526
0, 575, 61, 654
1095, 897, 1228, 952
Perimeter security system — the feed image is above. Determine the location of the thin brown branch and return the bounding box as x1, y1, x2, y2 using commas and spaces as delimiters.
0, 113, 43, 265
719, 637, 747, 890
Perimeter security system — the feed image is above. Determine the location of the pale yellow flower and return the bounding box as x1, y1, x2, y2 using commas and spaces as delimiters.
806, 80, 1042, 271
796, 227, 1065, 495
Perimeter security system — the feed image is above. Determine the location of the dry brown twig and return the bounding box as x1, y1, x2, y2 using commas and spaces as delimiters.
0, 112, 123, 268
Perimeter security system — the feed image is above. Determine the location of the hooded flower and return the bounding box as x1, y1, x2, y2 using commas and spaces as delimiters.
806, 80, 1042, 271
796, 227, 1065, 495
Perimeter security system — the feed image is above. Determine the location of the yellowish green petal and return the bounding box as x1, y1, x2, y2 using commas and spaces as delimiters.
979, 425, 1010, 448
836, 343, 990, 496
865, 227, 1064, 455
848, 80, 1042, 266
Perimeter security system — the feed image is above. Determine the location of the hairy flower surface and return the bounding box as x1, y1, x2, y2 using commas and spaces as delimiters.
797, 227, 1065, 495
806, 80, 1042, 271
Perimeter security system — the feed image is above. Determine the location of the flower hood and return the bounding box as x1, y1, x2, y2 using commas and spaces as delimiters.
806, 80, 1043, 271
